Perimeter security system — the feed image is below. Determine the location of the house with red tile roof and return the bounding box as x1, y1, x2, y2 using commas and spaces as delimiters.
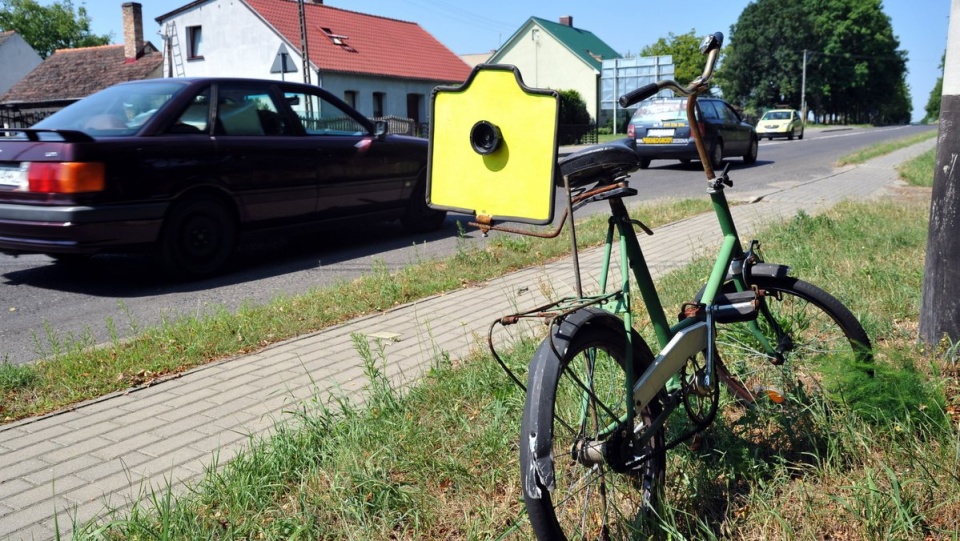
0, 3, 162, 127
488, 16, 621, 123
0, 31, 42, 96
155, 0, 471, 126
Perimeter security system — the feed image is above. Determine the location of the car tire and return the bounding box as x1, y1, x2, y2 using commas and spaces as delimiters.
799, 128, 804, 140
788, 128, 795, 140
708, 139, 724, 170
401, 179, 446, 234
159, 196, 236, 279
639, 158, 651, 169
743, 135, 758, 164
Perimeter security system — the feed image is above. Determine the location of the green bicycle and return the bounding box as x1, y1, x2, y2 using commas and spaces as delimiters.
488, 34, 871, 539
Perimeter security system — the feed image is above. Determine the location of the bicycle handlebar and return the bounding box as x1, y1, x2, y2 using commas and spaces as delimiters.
618, 32, 724, 109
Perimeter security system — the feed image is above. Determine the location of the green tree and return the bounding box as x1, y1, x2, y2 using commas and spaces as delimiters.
924, 53, 945, 123
719, 0, 909, 124
716, 0, 813, 112
640, 30, 705, 88
0, 0, 110, 58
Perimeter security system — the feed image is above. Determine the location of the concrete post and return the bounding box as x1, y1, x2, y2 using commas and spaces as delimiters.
920, 0, 960, 345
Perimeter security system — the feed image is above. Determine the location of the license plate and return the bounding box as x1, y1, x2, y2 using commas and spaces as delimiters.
0, 164, 26, 188
645, 128, 675, 137
642, 137, 674, 144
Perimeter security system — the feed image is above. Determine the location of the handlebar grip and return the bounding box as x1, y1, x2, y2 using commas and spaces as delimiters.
699, 32, 724, 54
618, 83, 660, 108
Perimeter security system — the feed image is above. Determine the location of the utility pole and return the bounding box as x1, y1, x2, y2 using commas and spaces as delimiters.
801, 49, 808, 122
919, 0, 960, 345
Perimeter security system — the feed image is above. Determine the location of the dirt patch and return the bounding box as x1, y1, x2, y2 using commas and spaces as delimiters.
884, 183, 932, 205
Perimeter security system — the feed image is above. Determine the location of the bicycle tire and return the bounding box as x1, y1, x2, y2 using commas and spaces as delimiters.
520, 308, 665, 540
706, 276, 873, 406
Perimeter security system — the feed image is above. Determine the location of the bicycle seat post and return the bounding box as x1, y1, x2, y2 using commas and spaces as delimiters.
562, 173, 584, 298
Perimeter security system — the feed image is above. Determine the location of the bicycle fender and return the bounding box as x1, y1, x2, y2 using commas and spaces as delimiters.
749, 263, 791, 279
521, 307, 623, 499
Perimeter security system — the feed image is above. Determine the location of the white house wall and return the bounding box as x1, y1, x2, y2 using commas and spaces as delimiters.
0, 33, 42, 95
160, 0, 444, 123
495, 25, 599, 121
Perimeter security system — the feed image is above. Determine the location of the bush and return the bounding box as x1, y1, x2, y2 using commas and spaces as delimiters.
558, 89, 590, 126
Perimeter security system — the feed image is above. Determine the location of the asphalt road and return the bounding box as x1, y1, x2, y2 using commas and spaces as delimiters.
0, 124, 936, 365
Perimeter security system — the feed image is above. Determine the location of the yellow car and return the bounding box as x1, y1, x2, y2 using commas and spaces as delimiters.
756, 108, 804, 140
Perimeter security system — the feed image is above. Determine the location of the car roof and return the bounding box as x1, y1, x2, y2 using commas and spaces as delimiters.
115, 77, 325, 91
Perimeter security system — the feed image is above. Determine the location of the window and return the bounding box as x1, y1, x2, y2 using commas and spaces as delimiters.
406, 93, 423, 123
187, 26, 203, 59
344, 90, 357, 109
284, 89, 366, 136
699, 100, 721, 120
373, 92, 385, 118
168, 88, 211, 134
215, 84, 288, 136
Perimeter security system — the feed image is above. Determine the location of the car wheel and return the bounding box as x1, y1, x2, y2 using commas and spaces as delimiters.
799, 128, 804, 140
788, 128, 795, 140
678, 158, 692, 165
743, 135, 758, 164
709, 139, 724, 170
402, 179, 446, 233
159, 196, 236, 279
639, 158, 651, 169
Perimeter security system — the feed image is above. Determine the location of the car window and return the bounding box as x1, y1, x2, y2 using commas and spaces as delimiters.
282, 90, 368, 136
700, 100, 722, 120
631, 99, 687, 124
33, 81, 187, 137
167, 88, 211, 134
715, 102, 740, 123
215, 84, 289, 136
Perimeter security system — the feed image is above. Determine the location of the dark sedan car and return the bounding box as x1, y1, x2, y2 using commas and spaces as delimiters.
0, 78, 445, 278
626, 96, 758, 169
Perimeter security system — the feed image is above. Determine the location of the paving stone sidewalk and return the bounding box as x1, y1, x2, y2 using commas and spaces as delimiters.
0, 138, 935, 540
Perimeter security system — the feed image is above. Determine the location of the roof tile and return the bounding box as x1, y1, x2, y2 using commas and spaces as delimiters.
0, 44, 162, 105
245, 0, 471, 83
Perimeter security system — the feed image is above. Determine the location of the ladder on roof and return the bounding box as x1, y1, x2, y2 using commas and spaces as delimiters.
164, 21, 186, 78
297, 0, 314, 117
298, 0, 312, 86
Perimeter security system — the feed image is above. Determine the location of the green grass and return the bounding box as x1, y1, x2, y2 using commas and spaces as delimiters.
898, 146, 937, 187
71, 187, 960, 540
0, 198, 713, 423
836, 129, 937, 166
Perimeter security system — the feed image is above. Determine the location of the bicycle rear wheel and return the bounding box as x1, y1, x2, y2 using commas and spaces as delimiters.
520, 308, 665, 540
711, 276, 873, 406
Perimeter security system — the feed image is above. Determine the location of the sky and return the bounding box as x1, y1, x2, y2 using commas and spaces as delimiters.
77, 0, 950, 122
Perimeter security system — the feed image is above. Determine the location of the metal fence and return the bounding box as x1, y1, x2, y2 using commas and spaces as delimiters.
0, 107, 56, 130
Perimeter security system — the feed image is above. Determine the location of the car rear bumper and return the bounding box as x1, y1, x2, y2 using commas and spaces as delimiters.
756, 126, 794, 137
0, 201, 168, 255
633, 140, 699, 160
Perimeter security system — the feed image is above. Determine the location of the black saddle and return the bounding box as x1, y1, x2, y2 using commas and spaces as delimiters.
558, 138, 640, 188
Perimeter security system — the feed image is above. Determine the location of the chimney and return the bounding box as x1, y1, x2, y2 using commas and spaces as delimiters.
559, 16, 573, 27
122, 2, 144, 61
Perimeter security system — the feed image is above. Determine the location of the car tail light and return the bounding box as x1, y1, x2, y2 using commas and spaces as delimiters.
698, 122, 706, 136
627, 123, 635, 137
27, 162, 106, 193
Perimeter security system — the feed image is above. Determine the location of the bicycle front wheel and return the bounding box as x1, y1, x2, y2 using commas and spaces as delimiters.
520, 308, 665, 540
712, 276, 873, 406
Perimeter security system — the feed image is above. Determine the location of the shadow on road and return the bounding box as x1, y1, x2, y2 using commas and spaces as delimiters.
0, 215, 473, 297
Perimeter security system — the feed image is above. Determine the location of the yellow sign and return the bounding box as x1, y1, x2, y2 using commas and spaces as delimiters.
427, 65, 559, 225
642, 137, 674, 144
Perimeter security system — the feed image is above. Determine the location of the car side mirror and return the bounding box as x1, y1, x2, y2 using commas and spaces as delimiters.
374, 120, 388, 139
